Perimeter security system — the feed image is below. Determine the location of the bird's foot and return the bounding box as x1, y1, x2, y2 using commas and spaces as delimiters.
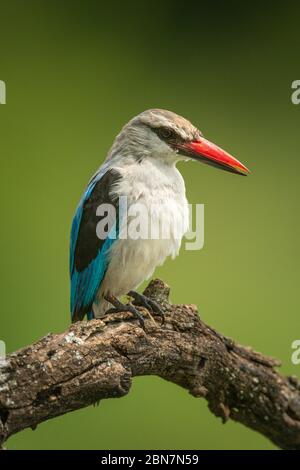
128, 290, 165, 325
104, 294, 145, 330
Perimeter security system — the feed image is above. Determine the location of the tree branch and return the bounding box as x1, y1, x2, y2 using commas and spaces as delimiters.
0, 279, 300, 449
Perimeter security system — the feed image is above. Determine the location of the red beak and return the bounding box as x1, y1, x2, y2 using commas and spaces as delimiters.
182, 138, 250, 176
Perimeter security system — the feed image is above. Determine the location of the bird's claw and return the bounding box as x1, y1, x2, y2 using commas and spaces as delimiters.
105, 295, 145, 330
128, 291, 165, 325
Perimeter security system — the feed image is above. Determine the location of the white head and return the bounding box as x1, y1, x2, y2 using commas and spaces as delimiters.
108, 109, 250, 175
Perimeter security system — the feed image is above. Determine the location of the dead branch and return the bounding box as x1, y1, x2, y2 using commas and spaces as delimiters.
0, 279, 300, 449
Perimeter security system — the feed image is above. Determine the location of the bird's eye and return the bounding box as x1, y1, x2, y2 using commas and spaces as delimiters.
158, 128, 173, 140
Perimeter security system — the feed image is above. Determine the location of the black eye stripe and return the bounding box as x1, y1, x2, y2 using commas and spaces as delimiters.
160, 128, 174, 139
152, 126, 183, 143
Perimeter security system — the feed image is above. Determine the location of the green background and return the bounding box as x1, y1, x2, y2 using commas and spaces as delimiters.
1, 0, 300, 450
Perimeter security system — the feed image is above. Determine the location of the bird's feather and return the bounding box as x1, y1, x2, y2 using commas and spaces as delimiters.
70, 167, 121, 321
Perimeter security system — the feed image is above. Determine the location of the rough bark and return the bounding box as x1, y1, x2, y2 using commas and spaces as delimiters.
0, 279, 300, 450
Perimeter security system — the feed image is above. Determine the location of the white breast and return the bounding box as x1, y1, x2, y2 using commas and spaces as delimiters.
94, 157, 189, 316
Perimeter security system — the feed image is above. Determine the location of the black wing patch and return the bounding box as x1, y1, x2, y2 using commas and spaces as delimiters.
74, 169, 122, 272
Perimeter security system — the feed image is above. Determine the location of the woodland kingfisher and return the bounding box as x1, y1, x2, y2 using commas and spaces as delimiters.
70, 109, 250, 327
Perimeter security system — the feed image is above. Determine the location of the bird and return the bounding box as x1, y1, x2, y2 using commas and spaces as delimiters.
70, 109, 250, 327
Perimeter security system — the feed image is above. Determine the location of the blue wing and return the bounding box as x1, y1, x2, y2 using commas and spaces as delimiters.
70, 167, 121, 321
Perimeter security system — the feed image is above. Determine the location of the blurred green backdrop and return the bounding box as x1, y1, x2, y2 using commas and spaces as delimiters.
1, 0, 300, 450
